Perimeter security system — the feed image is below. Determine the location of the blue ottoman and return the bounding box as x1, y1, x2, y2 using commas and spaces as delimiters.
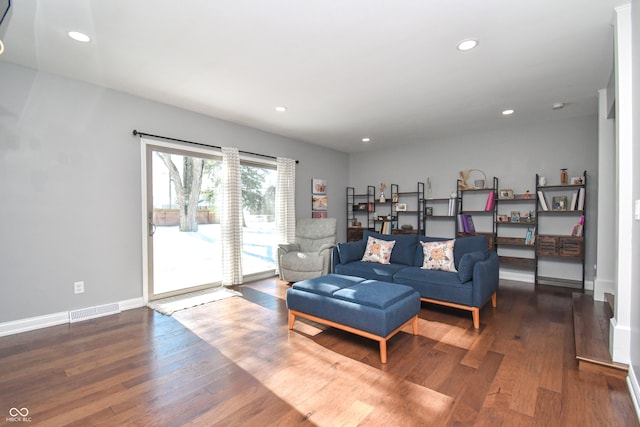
286, 274, 420, 363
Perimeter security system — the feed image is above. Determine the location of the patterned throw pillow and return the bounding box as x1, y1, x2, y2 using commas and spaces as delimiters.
420, 240, 457, 272
361, 236, 396, 264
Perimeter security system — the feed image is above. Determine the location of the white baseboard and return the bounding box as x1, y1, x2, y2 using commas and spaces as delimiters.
0, 297, 145, 338
610, 317, 631, 364
628, 365, 640, 423
499, 269, 594, 291
499, 269, 534, 283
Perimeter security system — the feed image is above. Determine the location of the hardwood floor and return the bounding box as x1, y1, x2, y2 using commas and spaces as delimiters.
0, 279, 637, 426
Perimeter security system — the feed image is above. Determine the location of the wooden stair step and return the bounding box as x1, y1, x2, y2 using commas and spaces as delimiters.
572, 292, 628, 377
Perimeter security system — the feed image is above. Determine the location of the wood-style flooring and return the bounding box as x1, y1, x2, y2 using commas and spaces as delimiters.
0, 279, 637, 426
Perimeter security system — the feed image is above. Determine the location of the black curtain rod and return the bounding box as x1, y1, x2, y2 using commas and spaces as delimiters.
132, 130, 298, 163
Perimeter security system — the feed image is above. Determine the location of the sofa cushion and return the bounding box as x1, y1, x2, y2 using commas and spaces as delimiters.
337, 240, 366, 264
291, 274, 365, 297
457, 250, 488, 282
452, 235, 489, 268
332, 280, 417, 310
414, 236, 449, 266
393, 267, 474, 306
362, 236, 396, 264
364, 230, 418, 265
334, 261, 406, 282
420, 240, 457, 272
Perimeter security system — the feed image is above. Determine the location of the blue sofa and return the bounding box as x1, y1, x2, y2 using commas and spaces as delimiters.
331, 230, 499, 329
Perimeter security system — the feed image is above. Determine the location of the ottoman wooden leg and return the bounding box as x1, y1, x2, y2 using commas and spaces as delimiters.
379, 340, 387, 364
411, 315, 419, 335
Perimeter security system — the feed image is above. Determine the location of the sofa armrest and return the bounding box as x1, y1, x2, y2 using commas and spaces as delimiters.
471, 251, 500, 307
318, 243, 336, 254
278, 242, 300, 254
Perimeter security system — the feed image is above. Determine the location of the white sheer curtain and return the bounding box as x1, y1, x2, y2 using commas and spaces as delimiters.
221, 147, 243, 286
276, 157, 296, 249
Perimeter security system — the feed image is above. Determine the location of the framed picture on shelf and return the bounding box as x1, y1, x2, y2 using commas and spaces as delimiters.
312, 211, 328, 218
552, 196, 567, 211
312, 178, 327, 195
312, 195, 328, 211
357, 203, 367, 211
497, 214, 509, 222
571, 176, 584, 185
510, 211, 521, 223
425, 207, 433, 216
396, 203, 407, 211
498, 189, 515, 200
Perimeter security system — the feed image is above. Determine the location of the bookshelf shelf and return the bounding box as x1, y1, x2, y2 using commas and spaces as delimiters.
535, 171, 587, 289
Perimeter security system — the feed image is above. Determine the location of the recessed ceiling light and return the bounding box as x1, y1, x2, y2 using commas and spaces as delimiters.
552, 102, 565, 110
502, 109, 515, 116
362, 137, 371, 143
457, 39, 478, 51
68, 31, 91, 43
275, 106, 287, 112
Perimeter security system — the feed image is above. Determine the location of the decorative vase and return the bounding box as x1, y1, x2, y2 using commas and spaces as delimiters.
379, 193, 386, 203
560, 169, 568, 185
539, 176, 547, 186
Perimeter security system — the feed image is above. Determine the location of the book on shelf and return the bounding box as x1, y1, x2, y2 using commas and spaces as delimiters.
448, 197, 456, 216
569, 191, 578, 211
537, 190, 549, 211
457, 214, 475, 233
485, 191, 496, 211
571, 215, 585, 237
577, 188, 585, 210
524, 227, 536, 245
464, 214, 475, 233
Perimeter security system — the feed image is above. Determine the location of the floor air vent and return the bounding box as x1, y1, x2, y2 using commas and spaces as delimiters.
69, 303, 121, 323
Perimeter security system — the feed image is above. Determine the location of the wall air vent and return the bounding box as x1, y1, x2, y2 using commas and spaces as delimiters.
68, 303, 120, 323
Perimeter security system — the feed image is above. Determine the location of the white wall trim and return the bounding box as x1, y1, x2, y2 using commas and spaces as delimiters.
610, 316, 631, 364
594, 278, 616, 302
628, 364, 640, 423
499, 270, 534, 283
0, 297, 145, 338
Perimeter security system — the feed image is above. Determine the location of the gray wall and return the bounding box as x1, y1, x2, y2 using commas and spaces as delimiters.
348, 115, 599, 283
0, 61, 349, 323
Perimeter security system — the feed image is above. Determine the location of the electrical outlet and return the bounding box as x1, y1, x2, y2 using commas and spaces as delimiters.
74, 281, 85, 294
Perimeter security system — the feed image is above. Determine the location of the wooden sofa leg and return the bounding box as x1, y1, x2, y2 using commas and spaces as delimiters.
411, 316, 419, 335
288, 311, 295, 329
491, 292, 497, 308
472, 308, 480, 329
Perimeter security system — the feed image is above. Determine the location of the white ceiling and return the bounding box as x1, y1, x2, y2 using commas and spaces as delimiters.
0, 0, 626, 153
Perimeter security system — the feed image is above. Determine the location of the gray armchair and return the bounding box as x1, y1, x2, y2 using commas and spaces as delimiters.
278, 218, 337, 283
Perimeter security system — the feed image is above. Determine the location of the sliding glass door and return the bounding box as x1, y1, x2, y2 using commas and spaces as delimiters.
144, 143, 278, 300
147, 146, 223, 298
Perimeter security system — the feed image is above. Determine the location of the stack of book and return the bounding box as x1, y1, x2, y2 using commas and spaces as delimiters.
448, 197, 456, 216
571, 215, 585, 237
457, 214, 475, 233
